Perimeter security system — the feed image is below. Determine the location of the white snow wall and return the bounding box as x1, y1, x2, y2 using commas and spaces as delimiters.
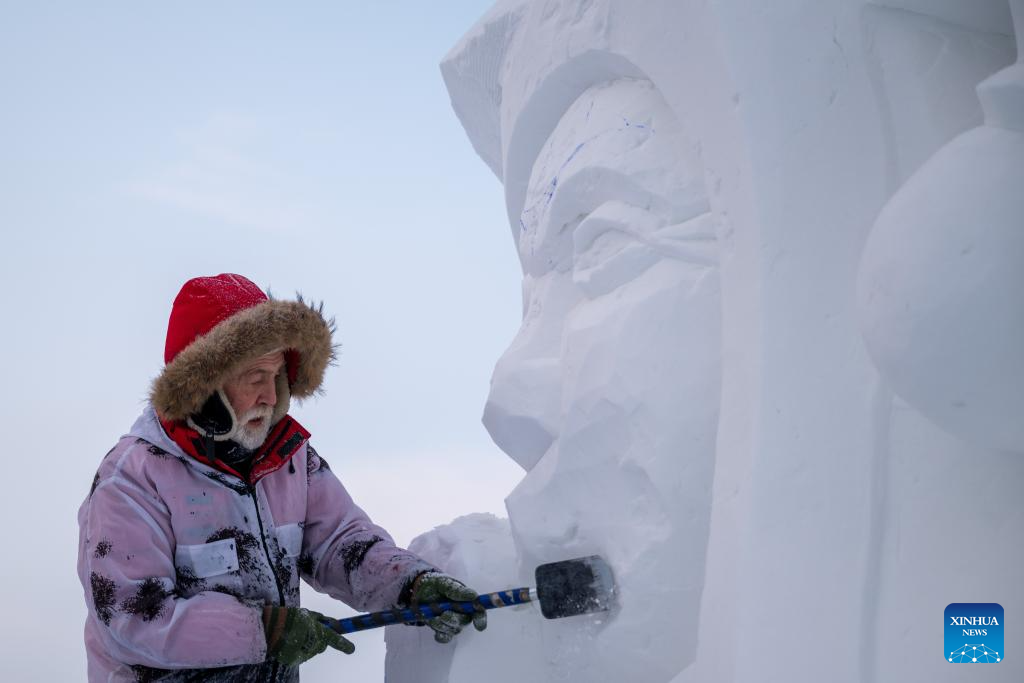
384, 2, 1023, 682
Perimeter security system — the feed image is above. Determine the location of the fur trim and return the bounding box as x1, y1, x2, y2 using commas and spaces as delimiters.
269, 371, 291, 426
151, 298, 336, 421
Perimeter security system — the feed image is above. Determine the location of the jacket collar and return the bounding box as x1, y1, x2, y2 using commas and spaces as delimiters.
132, 405, 309, 484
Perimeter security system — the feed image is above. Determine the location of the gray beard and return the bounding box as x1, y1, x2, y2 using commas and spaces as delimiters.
233, 421, 272, 451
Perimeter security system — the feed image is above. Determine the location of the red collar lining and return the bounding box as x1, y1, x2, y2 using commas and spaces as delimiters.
160, 414, 310, 484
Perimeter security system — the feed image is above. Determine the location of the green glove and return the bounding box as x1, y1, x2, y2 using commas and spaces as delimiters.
262, 605, 355, 666
410, 572, 487, 644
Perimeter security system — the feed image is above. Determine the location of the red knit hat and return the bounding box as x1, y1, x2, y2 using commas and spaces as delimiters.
151, 273, 335, 423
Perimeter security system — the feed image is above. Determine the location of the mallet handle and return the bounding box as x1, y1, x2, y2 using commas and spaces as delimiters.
320, 587, 535, 635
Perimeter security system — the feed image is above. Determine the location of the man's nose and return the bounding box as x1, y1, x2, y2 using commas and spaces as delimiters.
259, 377, 277, 407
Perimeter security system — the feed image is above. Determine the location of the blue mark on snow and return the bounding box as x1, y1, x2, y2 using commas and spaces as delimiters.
564, 142, 586, 167
542, 141, 588, 206
517, 118, 654, 252
620, 116, 652, 131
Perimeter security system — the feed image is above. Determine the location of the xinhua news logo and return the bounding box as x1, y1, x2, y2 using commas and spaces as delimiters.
945, 603, 1003, 663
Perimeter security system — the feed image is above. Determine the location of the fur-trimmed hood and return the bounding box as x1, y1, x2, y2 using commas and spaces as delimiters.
150, 275, 336, 423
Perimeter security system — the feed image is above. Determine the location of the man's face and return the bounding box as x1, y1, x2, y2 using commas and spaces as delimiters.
222, 350, 286, 450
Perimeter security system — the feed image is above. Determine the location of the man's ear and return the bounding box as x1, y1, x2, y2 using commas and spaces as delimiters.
187, 388, 238, 441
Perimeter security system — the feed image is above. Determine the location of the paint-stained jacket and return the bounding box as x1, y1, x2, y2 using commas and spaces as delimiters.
78, 406, 435, 682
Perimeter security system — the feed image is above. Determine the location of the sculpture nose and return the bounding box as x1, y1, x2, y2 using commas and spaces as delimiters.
483, 271, 579, 470
483, 353, 561, 471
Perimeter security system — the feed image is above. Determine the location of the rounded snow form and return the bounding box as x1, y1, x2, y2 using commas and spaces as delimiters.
858, 35, 1024, 454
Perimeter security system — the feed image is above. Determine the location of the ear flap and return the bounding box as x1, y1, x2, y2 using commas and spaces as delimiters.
187, 389, 239, 442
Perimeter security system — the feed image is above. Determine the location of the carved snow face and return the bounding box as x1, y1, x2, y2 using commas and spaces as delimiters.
481, 77, 721, 679
483, 78, 718, 472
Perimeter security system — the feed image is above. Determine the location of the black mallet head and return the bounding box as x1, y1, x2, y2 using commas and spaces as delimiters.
534, 555, 617, 620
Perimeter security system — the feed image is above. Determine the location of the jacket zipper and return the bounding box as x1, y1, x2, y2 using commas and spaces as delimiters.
248, 482, 286, 605
249, 482, 285, 680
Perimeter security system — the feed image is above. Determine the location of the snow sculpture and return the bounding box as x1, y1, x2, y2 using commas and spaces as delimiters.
386, 2, 1023, 682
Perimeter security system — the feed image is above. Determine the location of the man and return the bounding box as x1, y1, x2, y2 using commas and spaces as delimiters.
78, 273, 486, 681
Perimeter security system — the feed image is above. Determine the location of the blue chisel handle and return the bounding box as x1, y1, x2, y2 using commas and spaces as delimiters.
320, 587, 534, 635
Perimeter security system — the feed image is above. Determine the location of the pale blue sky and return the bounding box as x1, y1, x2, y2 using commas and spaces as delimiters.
0, 2, 525, 680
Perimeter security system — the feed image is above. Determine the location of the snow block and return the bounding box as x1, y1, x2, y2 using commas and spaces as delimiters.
389, 2, 1024, 682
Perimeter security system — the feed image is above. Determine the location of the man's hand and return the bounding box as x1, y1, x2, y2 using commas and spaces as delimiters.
411, 572, 487, 644
263, 605, 355, 666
